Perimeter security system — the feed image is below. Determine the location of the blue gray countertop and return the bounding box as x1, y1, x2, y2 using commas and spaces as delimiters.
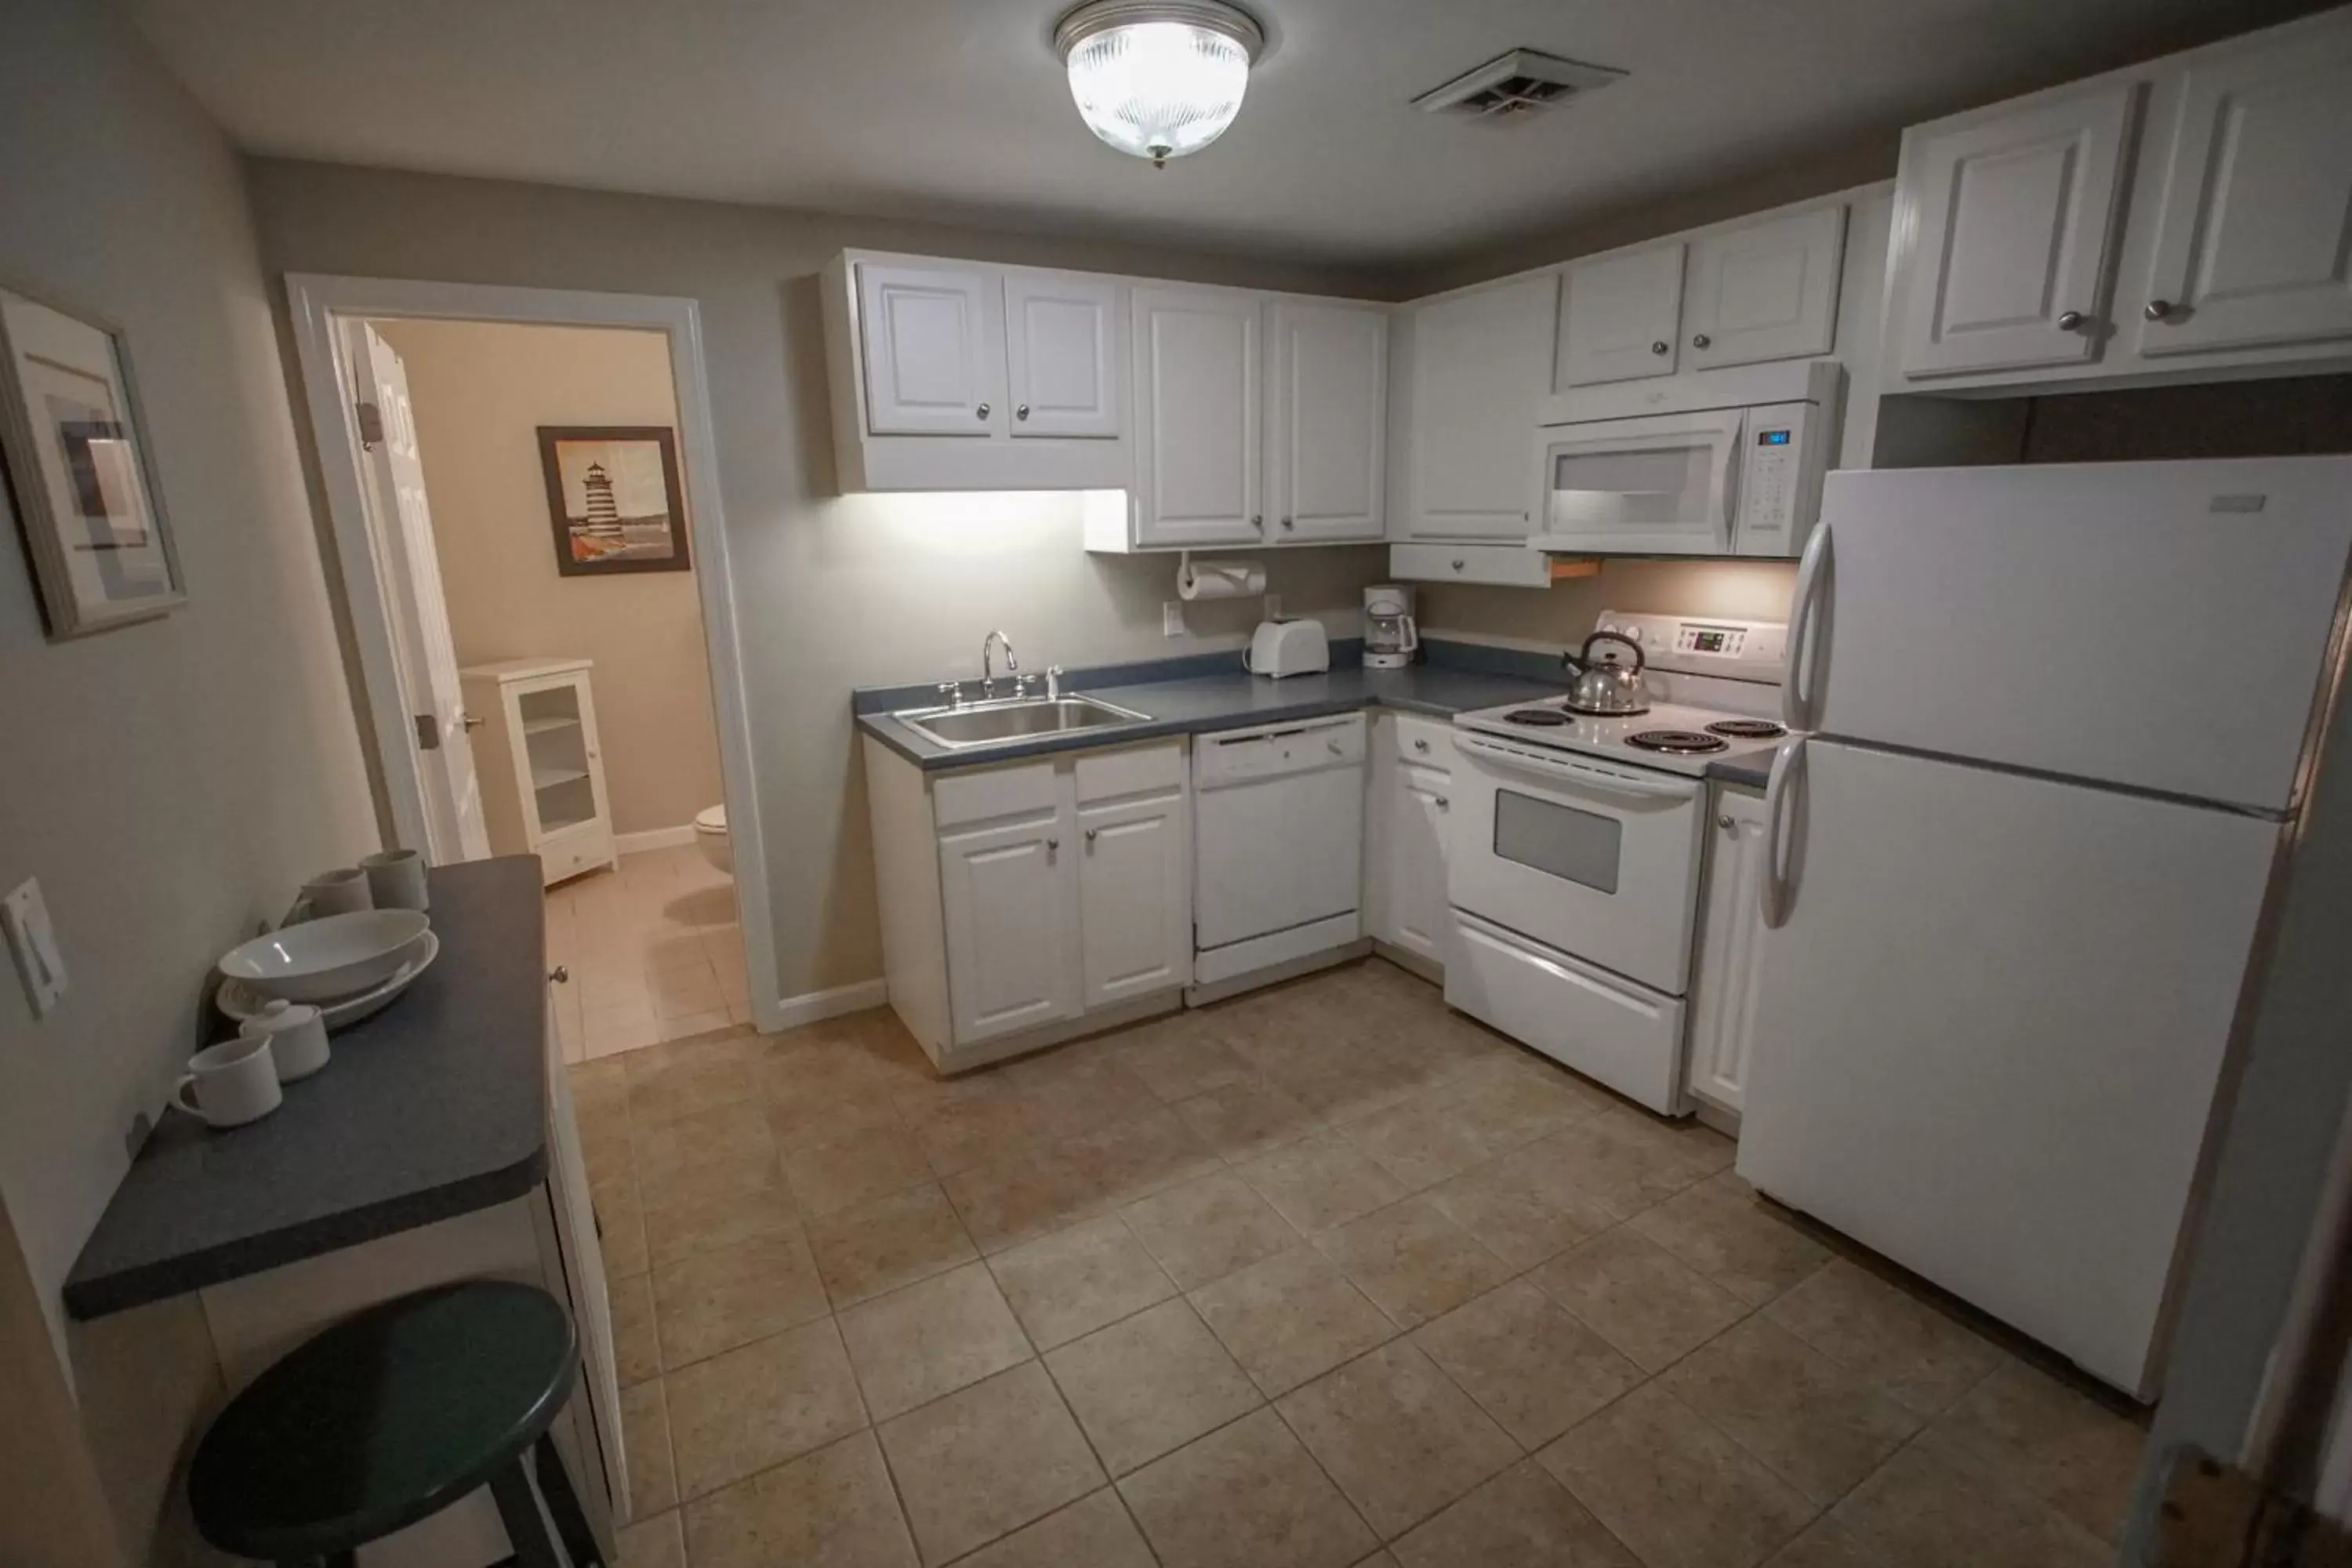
65, 858, 550, 1319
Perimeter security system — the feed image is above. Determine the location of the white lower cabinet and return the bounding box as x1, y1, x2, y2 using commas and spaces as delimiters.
938, 817, 1080, 1044
1686, 785, 1769, 1116
1078, 792, 1191, 1007
1370, 713, 1454, 972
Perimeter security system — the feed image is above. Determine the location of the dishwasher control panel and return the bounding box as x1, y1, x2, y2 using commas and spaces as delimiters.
1192, 712, 1367, 789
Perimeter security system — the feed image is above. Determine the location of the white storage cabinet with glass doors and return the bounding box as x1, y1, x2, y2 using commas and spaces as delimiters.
461, 656, 619, 886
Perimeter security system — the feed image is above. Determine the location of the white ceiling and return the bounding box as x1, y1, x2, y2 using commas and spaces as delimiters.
129, 0, 2324, 274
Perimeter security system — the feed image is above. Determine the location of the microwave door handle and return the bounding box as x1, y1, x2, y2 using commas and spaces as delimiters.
1717, 420, 1743, 546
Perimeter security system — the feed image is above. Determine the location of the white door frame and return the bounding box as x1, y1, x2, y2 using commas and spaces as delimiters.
285, 274, 783, 1034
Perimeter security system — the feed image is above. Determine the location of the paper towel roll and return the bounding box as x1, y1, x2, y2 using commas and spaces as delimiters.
1176, 557, 1267, 601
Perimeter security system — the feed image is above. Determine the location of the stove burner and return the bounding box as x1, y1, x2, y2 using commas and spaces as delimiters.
1501, 708, 1570, 728
1627, 729, 1729, 754
1704, 718, 1787, 740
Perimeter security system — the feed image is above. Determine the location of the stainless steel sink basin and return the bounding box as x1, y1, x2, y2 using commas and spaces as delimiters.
894, 694, 1152, 750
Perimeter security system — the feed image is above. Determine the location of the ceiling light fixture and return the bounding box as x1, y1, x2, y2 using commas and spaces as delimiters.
1053, 0, 1265, 169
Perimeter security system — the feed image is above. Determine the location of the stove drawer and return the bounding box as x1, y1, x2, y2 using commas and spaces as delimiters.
1446, 910, 1686, 1115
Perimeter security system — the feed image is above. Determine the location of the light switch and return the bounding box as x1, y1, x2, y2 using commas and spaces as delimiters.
3, 877, 67, 1018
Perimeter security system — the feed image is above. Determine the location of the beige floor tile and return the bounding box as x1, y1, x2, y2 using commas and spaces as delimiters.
909, 1091, 1046, 1178
1629, 1174, 1832, 1308
594, 1177, 649, 1279
1121, 1025, 1261, 1104
953, 1487, 1156, 1568
664, 1316, 869, 1500
1269, 1051, 1428, 1127
783, 1127, 931, 1218
942, 1146, 1109, 1253
622, 1377, 677, 1517
1047, 1298, 1263, 1475
1534, 1112, 1722, 1223
766, 1074, 904, 1154
989, 1212, 1177, 1349
1391, 1460, 1639, 1568
1012, 1051, 1166, 1140
1530, 1228, 1751, 1373
1316, 1197, 1514, 1329
1191, 1245, 1398, 1397
616, 1508, 686, 1568
1831, 1427, 2109, 1568
1539, 1383, 1817, 1568
877, 1360, 1107, 1566
1933, 1359, 2146, 1541
651, 1231, 831, 1368
807, 1181, 980, 1308
1760, 1518, 1882, 1568
837, 1260, 1035, 1420
1411, 1278, 1644, 1448
1121, 1172, 1301, 1290
1276, 1340, 1519, 1540
1237, 1131, 1409, 1233
630, 1101, 773, 1189
637, 1151, 800, 1269
1335, 1094, 1495, 1192
1763, 1261, 2003, 1417
1657, 1316, 1923, 1506
682, 1429, 916, 1568
1444, 1058, 1615, 1156
1119, 1406, 1377, 1568
1421, 1138, 1614, 1271
1173, 1079, 1326, 1161
609, 1269, 661, 1386
1062, 1107, 1225, 1205
570, 1057, 630, 1119
626, 1035, 762, 1123
659, 1007, 737, 1043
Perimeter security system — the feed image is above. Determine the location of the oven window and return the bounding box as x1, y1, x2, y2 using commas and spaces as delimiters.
1548, 443, 1716, 531
1493, 789, 1621, 895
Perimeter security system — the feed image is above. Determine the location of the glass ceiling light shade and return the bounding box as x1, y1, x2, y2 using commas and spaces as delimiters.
1054, 0, 1265, 168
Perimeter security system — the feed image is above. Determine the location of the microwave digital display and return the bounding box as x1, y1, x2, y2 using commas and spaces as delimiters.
1758, 429, 1793, 446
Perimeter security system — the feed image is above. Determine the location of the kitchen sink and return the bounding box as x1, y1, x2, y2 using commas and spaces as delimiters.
894, 693, 1152, 749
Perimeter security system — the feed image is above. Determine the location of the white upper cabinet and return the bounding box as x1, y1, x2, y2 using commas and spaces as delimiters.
1269, 300, 1387, 543
1404, 274, 1555, 540
1682, 205, 1847, 370
1561, 244, 1686, 384
1131, 285, 1265, 548
1004, 270, 1121, 437
857, 263, 1004, 435
2130, 30, 2352, 359
1896, 83, 2138, 379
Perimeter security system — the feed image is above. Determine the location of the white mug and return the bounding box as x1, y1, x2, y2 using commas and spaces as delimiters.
361, 848, 430, 913
303, 867, 374, 918
240, 999, 330, 1082
175, 1036, 283, 1127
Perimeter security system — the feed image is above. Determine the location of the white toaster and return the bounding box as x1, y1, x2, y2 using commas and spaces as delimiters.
1245, 618, 1331, 679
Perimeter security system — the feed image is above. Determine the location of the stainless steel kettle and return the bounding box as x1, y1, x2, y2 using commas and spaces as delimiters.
1561, 630, 1651, 716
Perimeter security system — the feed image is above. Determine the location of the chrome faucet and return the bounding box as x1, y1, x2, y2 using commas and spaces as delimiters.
981, 630, 1018, 699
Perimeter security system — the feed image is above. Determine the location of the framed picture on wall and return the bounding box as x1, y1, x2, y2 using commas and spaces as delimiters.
536, 425, 691, 577
0, 285, 185, 638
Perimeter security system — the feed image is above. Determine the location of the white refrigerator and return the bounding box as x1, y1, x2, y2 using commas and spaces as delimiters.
1737, 458, 2352, 1400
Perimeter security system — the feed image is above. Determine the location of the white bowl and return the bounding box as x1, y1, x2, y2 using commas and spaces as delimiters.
220, 909, 431, 1003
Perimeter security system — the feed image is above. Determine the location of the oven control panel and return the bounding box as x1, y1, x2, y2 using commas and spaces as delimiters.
1595, 612, 1788, 681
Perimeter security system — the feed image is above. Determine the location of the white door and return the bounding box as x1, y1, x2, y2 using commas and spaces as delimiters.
857, 263, 1003, 436
1132, 286, 1263, 547
1268, 301, 1386, 543
1077, 795, 1189, 1007
1004, 270, 1121, 438
938, 815, 1079, 1044
1682, 205, 1847, 370
1896, 84, 2138, 378
1385, 763, 1454, 966
1560, 244, 1686, 384
1406, 275, 1555, 539
346, 321, 490, 864
2131, 31, 2352, 358
1738, 738, 2282, 1397
1685, 788, 1767, 1114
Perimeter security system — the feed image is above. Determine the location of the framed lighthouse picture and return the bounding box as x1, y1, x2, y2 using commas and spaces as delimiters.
536, 425, 690, 577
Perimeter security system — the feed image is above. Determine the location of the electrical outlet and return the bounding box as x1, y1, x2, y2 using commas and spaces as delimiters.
4, 877, 67, 1018
1264, 593, 1282, 620
1163, 601, 1187, 637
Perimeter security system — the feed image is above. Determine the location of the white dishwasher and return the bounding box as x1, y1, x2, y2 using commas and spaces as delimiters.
1192, 712, 1367, 987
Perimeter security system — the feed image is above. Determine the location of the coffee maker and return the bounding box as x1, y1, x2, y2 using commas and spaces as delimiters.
1363, 584, 1419, 670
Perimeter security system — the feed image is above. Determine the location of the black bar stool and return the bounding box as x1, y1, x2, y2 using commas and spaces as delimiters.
188, 1280, 602, 1567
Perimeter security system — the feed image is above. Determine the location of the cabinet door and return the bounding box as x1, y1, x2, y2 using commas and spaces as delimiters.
1896, 85, 2136, 379
1682, 206, 1847, 369
2133, 34, 2352, 358
1077, 794, 1190, 1007
1269, 301, 1387, 543
1406, 275, 1555, 539
1560, 244, 1686, 384
857, 263, 1003, 435
1132, 286, 1264, 546
1004, 270, 1121, 437
543, 993, 627, 1520
938, 815, 1079, 1044
1687, 789, 1768, 1113
1385, 763, 1454, 967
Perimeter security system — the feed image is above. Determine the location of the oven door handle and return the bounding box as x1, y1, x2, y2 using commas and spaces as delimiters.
1456, 733, 1704, 801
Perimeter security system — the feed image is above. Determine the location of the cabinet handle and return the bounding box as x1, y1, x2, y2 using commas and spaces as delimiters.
1650, 340, 1668, 355
548, 966, 569, 984
1691, 333, 1711, 350
2056, 310, 2087, 332
1046, 837, 1059, 861
1015, 404, 1030, 420
976, 402, 992, 419
1084, 827, 1098, 846
2144, 299, 2176, 322
1413, 739, 1430, 753
1718, 814, 1735, 830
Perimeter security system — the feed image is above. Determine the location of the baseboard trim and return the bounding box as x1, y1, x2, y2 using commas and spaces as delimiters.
615, 824, 698, 855
772, 978, 890, 1031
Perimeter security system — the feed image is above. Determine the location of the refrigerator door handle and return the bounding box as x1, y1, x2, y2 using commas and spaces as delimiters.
1784, 521, 1831, 731
1759, 736, 1806, 928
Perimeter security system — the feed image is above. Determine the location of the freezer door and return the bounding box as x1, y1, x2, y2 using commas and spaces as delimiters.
1737, 739, 2281, 1398
1790, 460, 2352, 812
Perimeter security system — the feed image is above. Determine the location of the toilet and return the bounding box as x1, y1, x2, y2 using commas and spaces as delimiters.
693, 803, 731, 876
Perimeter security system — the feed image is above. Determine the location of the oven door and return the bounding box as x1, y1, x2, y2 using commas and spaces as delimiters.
1448, 730, 1707, 994
1530, 408, 1744, 556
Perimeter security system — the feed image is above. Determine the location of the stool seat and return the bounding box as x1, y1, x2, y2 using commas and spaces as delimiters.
190, 1280, 579, 1562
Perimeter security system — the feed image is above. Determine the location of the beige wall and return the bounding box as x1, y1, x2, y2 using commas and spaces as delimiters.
376, 318, 726, 837
245, 159, 1392, 1002
1417, 558, 1801, 655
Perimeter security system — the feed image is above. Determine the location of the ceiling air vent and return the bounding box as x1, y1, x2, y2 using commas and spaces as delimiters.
1412, 49, 1626, 121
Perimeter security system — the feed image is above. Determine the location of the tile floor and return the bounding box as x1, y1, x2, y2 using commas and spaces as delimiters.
546, 844, 750, 1062
571, 960, 2148, 1568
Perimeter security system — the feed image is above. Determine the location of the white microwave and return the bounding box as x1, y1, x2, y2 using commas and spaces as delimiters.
1530, 359, 1841, 559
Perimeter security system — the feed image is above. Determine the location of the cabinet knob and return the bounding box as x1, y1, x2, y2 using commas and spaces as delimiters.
548, 966, 569, 984
1450, 558, 1465, 572
1046, 837, 1059, 860
1015, 404, 1030, 420
1413, 739, 1430, 753
1718, 814, 1735, 830
1280, 517, 1294, 531
2144, 299, 2176, 322
1251, 514, 1264, 529
1434, 796, 1450, 810
1084, 827, 1098, 845
976, 402, 991, 419
1691, 333, 1711, 350
2056, 310, 2087, 332
1650, 340, 1669, 355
